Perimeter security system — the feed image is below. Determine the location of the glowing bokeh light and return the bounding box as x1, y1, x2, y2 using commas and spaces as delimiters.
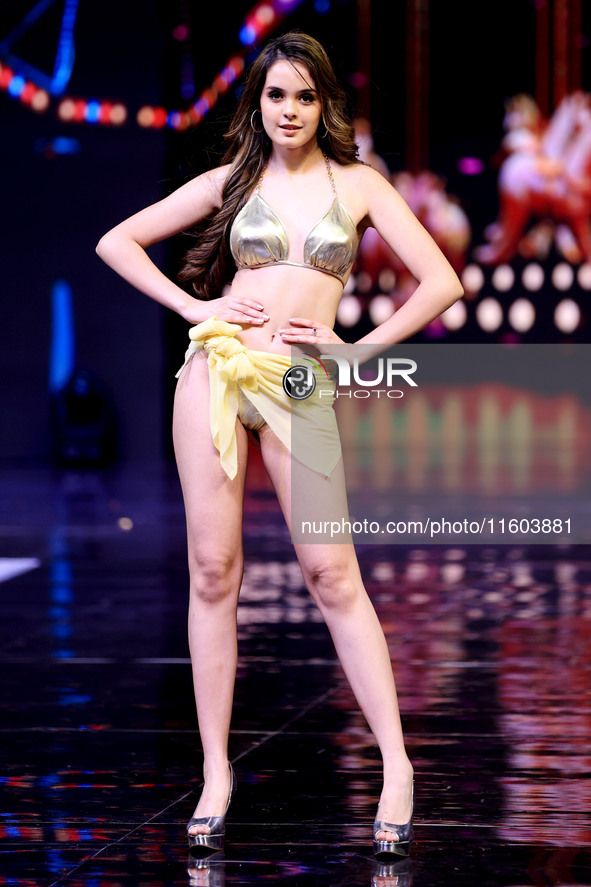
8, 74, 25, 97
137, 106, 154, 127
521, 263, 545, 291
461, 263, 484, 293
554, 299, 580, 334
58, 98, 75, 121
20, 83, 36, 104
457, 157, 484, 175
551, 262, 574, 291
378, 269, 396, 292
255, 4, 275, 24
440, 298, 467, 330
476, 297, 503, 332
491, 264, 514, 292
577, 262, 591, 290
85, 101, 100, 123
31, 89, 49, 112
349, 72, 368, 88
336, 295, 363, 327
368, 295, 395, 325
72, 100, 87, 122
355, 271, 372, 293
508, 298, 535, 332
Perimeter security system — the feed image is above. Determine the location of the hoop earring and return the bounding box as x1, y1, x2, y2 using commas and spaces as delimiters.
250, 110, 263, 133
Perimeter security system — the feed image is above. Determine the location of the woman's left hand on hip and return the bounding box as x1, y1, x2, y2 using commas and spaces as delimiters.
279, 317, 344, 347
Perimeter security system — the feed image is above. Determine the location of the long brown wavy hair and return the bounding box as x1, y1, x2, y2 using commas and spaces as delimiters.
178, 31, 360, 299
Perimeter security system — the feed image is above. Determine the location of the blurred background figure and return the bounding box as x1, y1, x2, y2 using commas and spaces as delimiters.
476, 91, 591, 265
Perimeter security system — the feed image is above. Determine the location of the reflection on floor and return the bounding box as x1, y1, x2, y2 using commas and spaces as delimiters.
0, 464, 590, 886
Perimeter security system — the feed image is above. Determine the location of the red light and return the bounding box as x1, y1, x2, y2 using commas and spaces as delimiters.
99, 102, 112, 124
20, 82, 36, 104
0, 66, 14, 89
152, 107, 168, 128
73, 100, 87, 122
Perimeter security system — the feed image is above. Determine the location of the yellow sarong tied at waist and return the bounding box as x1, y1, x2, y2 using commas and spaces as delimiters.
175, 316, 342, 481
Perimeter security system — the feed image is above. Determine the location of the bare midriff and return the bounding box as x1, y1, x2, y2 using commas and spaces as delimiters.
226, 265, 344, 355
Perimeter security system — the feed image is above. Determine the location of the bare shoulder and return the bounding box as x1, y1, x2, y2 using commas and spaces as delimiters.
184, 163, 232, 209
332, 161, 397, 222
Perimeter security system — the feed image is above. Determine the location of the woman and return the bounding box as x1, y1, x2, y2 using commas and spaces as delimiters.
96, 31, 464, 858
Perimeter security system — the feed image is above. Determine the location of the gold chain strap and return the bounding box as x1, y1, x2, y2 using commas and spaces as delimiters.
323, 152, 337, 196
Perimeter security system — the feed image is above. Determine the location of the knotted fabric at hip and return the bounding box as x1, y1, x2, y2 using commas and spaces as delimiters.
175, 315, 342, 482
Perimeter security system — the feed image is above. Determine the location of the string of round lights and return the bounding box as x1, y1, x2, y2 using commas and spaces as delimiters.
0, 0, 304, 130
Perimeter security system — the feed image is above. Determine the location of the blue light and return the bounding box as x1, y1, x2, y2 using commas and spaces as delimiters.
51, 137, 81, 154
314, 0, 331, 11
52, 585, 74, 604
49, 279, 75, 393
239, 24, 256, 45
34, 137, 81, 155
8, 75, 25, 96
85, 101, 100, 122
58, 693, 93, 706
52, 0, 80, 94
54, 623, 72, 639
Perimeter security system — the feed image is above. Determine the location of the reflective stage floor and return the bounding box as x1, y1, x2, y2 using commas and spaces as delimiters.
1, 464, 590, 886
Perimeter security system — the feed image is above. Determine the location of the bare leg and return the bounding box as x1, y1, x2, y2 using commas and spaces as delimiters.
173, 353, 249, 834
259, 431, 414, 842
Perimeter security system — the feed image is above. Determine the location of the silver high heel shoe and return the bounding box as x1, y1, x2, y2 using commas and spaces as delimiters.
373, 780, 414, 859
187, 762, 237, 854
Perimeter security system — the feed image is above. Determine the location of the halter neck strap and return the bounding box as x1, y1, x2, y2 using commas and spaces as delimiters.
255, 152, 337, 196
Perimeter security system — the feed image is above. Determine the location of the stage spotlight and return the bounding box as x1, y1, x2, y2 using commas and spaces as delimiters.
457, 157, 484, 175
85, 101, 100, 123
578, 263, 591, 290
239, 24, 257, 44
72, 100, 86, 122
0, 64, 14, 89
378, 269, 396, 292
255, 3, 275, 25
476, 297, 503, 332
110, 104, 127, 125
551, 262, 574, 291
368, 295, 395, 325
8, 74, 25, 97
355, 271, 372, 293
336, 295, 362, 327
554, 299, 580, 333
461, 263, 484, 294
58, 99, 75, 121
152, 108, 168, 128
31, 89, 49, 112
491, 264, 514, 292
137, 106, 154, 127
441, 298, 467, 330
508, 298, 535, 332
20, 82, 36, 104
522, 263, 544, 291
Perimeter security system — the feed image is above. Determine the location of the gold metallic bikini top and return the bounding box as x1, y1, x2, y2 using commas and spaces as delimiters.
229, 154, 358, 284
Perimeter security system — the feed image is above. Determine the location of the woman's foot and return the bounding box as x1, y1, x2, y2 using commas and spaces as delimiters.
188, 760, 233, 836
375, 766, 414, 843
